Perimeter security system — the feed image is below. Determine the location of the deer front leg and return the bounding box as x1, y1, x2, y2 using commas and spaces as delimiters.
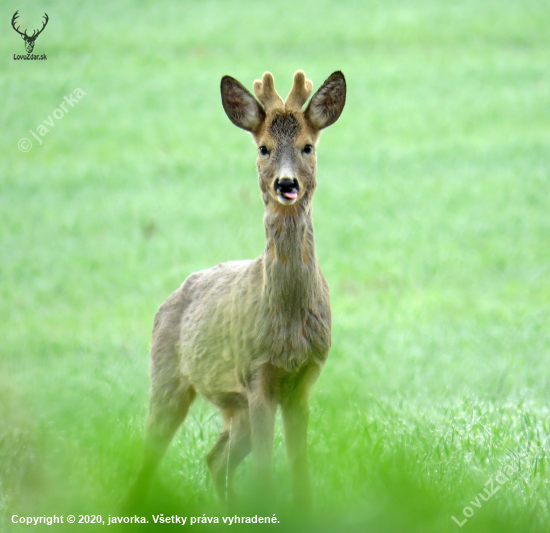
281, 396, 312, 510
281, 362, 321, 510
248, 385, 277, 498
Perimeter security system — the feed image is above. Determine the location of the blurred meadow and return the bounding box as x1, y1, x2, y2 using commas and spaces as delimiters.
1, 0, 550, 531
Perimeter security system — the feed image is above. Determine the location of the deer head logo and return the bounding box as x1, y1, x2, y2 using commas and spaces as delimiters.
11, 11, 49, 54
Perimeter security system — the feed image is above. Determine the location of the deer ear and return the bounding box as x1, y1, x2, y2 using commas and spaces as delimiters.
305, 71, 346, 130
221, 76, 266, 132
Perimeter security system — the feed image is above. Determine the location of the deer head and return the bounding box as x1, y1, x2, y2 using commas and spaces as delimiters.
11, 11, 49, 54
221, 70, 346, 213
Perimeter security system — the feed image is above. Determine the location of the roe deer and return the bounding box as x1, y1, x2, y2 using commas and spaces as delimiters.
128, 70, 346, 509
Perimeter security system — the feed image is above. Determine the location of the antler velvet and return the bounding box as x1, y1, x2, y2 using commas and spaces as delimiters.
253, 71, 313, 112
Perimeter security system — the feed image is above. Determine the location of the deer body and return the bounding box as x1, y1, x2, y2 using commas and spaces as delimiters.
154, 207, 330, 401
129, 70, 345, 508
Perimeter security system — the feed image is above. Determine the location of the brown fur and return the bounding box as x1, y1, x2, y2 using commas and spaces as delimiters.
127, 70, 346, 509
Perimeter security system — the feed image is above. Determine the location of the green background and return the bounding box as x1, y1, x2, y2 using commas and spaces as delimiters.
1, 0, 549, 531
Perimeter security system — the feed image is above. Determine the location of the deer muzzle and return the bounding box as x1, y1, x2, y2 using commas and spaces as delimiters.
274, 178, 299, 205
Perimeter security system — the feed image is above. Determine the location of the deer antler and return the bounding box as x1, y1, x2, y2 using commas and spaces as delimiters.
11, 11, 27, 37
31, 13, 49, 39
253, 71, 313, 112
253, 72, 284, 111
284, 71, 313, 111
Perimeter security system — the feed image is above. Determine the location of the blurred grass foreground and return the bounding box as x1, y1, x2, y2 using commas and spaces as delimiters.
1, 0, 549, 531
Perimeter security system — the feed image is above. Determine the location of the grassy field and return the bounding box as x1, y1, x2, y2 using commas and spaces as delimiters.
1, 0, 549, 531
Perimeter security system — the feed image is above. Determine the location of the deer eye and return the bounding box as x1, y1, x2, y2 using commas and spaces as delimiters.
259, 146, 269, 156
302, 144, 314, 155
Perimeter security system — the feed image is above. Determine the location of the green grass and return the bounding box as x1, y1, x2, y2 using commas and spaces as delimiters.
1, 0, 550, 531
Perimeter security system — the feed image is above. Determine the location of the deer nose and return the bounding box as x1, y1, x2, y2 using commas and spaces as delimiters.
275, 178, 298, 190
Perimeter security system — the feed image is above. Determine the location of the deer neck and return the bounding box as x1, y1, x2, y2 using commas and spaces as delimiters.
262, 200, 319, 315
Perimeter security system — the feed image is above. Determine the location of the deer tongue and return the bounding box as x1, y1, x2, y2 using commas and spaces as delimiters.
283, 191, 298, 199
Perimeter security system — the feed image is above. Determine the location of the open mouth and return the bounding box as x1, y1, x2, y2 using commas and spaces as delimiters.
275, 178, 299, 205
